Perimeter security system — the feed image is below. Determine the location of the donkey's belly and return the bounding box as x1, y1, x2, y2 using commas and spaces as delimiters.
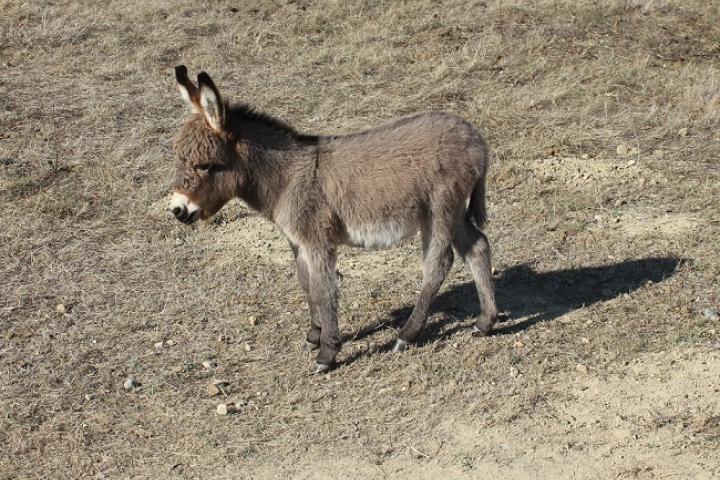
344, 220, 419, 249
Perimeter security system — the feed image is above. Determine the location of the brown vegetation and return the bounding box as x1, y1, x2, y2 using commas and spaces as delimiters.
1, 1, 719, 478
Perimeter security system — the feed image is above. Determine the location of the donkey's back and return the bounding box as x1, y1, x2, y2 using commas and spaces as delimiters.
315, 111, 489, 249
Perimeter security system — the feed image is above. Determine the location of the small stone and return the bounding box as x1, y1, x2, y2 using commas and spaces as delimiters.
175, 238, 184, 246
513, 341, 524, 348
614, 199, 626, 208
216, 403, 237, 415
165, 339, 176, 346
55, 303, 67, 314
202, 360, 216, 369
575, 364, 588, 374
510, 367, 520, 378
580, 337, 590, 344
616, 144, 630, 157
581, 154, 589, 159
248, 316, 257, 326
123, 377, 138, 390
171, 365, 184, 374
153, 341, 164, 349
244, 343, 252, 352
678, 127, 688, 137
207, 379, 230, 397
626, 159, 636, 167
702, 308, 719, 321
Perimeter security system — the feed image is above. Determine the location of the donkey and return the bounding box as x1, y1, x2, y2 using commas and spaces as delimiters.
169, 66, 498, 373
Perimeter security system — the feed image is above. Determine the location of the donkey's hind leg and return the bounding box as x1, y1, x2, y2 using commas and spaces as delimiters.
290, 242, 321, 350
453, 219, 498, 335
394, 221, 454, 351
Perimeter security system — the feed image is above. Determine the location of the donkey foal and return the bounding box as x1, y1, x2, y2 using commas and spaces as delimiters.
169, 66, 498, 373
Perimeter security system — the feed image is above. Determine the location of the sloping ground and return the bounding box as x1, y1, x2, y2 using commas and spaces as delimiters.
1, 1, 719, 478
249, 347, 720, 479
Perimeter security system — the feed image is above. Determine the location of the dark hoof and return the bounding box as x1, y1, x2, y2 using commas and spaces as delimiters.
303, 341, 319, 352
310, 363, 332, 375
391, 339, 408, 353
471, 324, 492, 337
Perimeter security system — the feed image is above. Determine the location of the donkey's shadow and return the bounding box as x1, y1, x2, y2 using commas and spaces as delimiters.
341, 257, 684, 365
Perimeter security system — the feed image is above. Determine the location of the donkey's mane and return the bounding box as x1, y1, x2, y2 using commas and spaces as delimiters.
228, 103, 318, 144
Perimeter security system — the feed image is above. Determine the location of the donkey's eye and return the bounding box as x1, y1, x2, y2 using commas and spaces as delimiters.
195, 164, 213, 173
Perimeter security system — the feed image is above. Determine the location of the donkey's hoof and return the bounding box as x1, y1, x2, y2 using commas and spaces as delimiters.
471, 324, 491, 337
303, 341, 319, 352
310, 363, 332, 375
391, 339, 408, 353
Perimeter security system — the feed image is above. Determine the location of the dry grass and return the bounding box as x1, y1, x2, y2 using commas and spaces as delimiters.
1, 0, 720, 478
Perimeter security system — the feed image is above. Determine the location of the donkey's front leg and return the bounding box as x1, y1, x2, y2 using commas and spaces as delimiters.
305, 247, 341, 373
290, 242, 321, 350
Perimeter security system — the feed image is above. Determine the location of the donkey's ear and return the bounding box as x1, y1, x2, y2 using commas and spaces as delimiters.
197, 72, 224, 132
175, 65, 200, 113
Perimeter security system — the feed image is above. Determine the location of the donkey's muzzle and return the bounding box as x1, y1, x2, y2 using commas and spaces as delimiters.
169, 192, 201, 224
172, 205, 198, 224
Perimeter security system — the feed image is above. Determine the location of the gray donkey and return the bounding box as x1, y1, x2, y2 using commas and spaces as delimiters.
169, 66, 498, 373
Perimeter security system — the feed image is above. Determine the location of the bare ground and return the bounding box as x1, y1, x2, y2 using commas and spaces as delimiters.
1, 1, 719, 478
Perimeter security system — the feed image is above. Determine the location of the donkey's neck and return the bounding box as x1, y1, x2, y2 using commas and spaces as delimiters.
236, 140, 318, 220
227, 106, 319, 220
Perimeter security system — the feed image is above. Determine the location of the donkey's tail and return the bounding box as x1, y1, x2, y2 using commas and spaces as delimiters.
467, 179, 487, 230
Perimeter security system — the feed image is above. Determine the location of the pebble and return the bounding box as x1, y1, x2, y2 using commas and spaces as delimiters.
202, 360, 216, 369
510, 367, 520, 378
216, 403, 239, 415
614, 199, 626, 208
617, 145, 639, 158
248, 316, 258, 326
174, 238, 184, 246
153, 341, 164, 349
123, 377, 138, 390
244, 343, 252, 352
575, 364, 588, 374
55, 303, 67, 314
207, 379, 230, 397
703, 308, 719, 321
678, 127, 688, 137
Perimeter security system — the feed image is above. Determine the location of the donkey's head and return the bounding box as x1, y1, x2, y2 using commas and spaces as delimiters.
170, 66, 239, 224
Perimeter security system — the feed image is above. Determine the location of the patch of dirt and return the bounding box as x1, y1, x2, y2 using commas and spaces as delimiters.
621, 212, 701, 238
244, 347, 720, 480
531, 156, 642, 186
